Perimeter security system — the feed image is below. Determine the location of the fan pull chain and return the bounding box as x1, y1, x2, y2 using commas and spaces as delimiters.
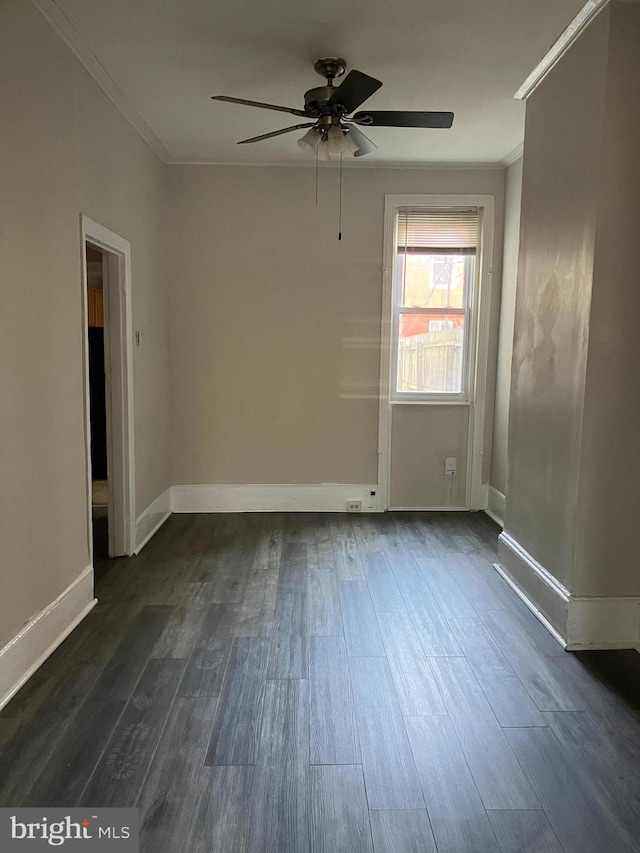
315, 144, 319, 206
338, 153, 343, 241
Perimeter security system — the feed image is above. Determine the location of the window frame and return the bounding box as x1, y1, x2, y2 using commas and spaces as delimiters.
391, 246, 477, 401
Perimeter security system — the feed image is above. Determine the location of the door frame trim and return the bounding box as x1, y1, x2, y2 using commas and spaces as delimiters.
81, 215, 135, 557
377, 194, 495, 511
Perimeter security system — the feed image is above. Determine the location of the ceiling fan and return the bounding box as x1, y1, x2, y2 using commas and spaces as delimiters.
212, 58, 454, 158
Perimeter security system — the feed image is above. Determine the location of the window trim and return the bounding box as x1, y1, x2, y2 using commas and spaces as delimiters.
377, 194, 495, 512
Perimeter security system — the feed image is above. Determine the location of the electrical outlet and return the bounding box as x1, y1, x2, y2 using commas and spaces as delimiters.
444, 456, 457, 476
347, 500, 362, 512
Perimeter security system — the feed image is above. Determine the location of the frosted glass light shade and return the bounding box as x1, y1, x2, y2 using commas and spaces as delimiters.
297, 128, 322, 152
326, 126, 358, 156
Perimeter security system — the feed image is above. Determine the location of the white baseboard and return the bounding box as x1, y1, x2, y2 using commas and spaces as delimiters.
566, 597, 640, 651
135, 487, 172, 554
171, 483, 380, 513
485, 486, 505, 527
497, 531, 640, 650
0, 566, 96, 712
497, 531, 570, 636
492, 558, 567, 650
388, 506, 469, 512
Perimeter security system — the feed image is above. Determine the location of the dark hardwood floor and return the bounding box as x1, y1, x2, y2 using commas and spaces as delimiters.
1, 511, 639, 852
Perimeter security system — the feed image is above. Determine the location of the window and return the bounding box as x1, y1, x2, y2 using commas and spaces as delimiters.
392, 208, 478, 398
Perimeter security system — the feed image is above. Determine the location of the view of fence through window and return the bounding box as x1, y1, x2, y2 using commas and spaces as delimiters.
394, 208, 477, 396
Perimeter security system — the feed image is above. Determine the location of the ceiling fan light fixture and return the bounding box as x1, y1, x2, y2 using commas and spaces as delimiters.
316, 141, 331, 161
297, 127, 322, 152
326, 125, 358, 157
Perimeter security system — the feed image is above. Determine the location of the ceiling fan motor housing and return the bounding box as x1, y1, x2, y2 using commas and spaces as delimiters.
305, 58, 349, 115
304, 86, 341, 115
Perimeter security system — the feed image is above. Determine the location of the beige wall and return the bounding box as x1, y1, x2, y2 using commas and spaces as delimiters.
504, 0, 640, 615
504, 10, 609, 589
0, 0, 170, 647
390, 407, 469, 508
491, 156, 523, 498
167, 165, 504, 488
575, 2, 640, 597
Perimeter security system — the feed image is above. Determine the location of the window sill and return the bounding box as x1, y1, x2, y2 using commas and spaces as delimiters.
390, 399, 472, 406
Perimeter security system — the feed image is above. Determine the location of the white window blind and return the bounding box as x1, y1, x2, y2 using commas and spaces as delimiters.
396, 208, 478, 254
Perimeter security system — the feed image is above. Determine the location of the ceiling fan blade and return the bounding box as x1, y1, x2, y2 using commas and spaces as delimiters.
237, 123, 317, 144
328, 70, 382, 114
346, 124, 378, 158
212, 95, 311, 119
353, 110, 454, 128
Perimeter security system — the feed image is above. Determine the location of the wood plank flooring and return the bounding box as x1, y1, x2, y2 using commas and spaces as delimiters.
2, 511, 640, 853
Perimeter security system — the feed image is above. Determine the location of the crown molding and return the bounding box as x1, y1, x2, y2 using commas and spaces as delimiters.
514, 0, 609, 100
501, 142, 524, 167
31, 0, 172, 163
168, 159, 505, 170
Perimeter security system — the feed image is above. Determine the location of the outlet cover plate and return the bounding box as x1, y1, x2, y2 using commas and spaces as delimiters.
444, 456, 457, 475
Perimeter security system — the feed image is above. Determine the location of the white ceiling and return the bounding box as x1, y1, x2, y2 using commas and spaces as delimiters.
44, 0, 586, 165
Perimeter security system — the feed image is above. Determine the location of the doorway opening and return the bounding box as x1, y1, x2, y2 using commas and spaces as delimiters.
81, 216, 135, 565
86, 245, 109, 559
